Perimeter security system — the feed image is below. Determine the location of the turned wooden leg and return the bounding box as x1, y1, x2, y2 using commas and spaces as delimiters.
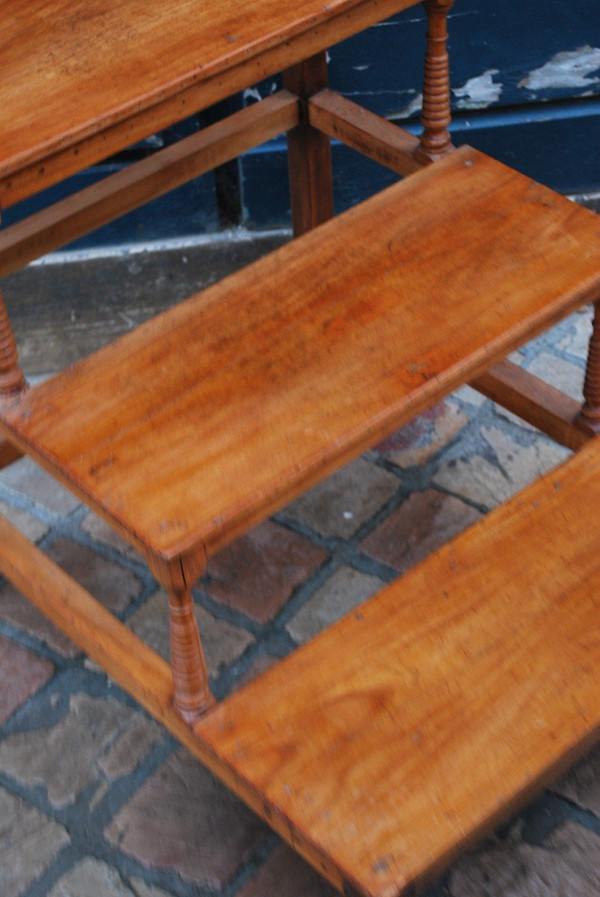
577, 300, 600, 433
168, 586, 214, 723
283, 52, 334, 237
414, 0, 455, 164
0, 286, 26, 399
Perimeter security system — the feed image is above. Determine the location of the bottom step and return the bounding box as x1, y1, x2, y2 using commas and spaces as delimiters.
195, 439, 600, 897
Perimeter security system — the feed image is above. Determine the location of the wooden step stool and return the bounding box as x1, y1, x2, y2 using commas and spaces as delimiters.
2, 142, 600, 894
2, 1, 600, 894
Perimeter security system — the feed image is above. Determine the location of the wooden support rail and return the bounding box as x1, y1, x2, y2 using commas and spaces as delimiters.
308, 89, 423, 177
0, 437, 22, 469
0, 92, 299, 276
473, 359, 592, 451
0, 512, 177, 725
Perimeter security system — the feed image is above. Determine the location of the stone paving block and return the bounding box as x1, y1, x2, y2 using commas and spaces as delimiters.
360, 489, 481, 573
434, 427, 569, 510
202, 520, 327, 623
81, 510, 143, 560
128, 589, 253, 676
527, 352, 584, 400
0, 693, 163, 807
285, 458, 399, 539
47, 859, 179, 897
375, 401, 469, 468
48, 538, 142, 613
551, 742, 600, 816
453, 384, 487, 407
233, 653, 278, 691
0, 538, 142, 657
0, 456, 80, 514
237, 843, 337, 897
106, 748, 269, 889
0, 786, 70, 897
449, 821, 600, 896
557, 306, 593, 360
286, 565, 383, 644
0, 579, 80, 657
129, 880, 178, 897
0, 633, 54, 724
48, 858, 135, 897
0, 497, 49, 541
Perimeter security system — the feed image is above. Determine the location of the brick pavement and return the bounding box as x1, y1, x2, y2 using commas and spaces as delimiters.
1, 251, 599, 896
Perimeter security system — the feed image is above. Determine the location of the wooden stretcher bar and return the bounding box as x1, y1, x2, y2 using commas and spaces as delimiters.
0, 92, 300, 277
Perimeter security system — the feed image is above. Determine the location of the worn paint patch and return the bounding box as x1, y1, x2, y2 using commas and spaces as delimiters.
391, 91, 423, 119
393, 69, 503, 118
519, 46, 600, 91
453, 69, 502, 109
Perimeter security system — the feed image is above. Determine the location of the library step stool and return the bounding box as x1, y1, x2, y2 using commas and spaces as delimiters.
2, 1, 600, 895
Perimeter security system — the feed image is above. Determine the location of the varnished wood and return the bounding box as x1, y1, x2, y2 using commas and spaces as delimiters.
283, 54, 335, 235
308, 89, 424, 177
8, 423, 600, 896
414, 0, 455, 163
0, 0, 421, 208
0, 437, 23, 470
473, 359, 590, 451
0, 93, 300, 277
577, 299, 600, 433
2, 148, 600, 577
5, 4, 600, 892
0, 287, 26, 400
169, 586, 214, 723
196, 439, 600, 897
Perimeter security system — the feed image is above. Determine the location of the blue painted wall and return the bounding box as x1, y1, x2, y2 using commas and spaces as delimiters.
242, 0, 600, 226
6, 0, 600, 247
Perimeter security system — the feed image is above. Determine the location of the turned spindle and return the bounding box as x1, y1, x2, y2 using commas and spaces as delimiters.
414, 0, 455, 163
577, 300, 600, 433
0, 287, 26, 399
169, 586, 214, 723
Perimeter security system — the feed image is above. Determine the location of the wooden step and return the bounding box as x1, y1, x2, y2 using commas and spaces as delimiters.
2, 146, 600, 576
195, 437, 600, 897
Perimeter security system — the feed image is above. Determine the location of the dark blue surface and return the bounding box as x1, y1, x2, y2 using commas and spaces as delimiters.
6, 0, 600, 247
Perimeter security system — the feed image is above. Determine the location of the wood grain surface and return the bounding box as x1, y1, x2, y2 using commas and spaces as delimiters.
0, 0, 419, 205
2, 147, 600, 572
196, 437, 600, 896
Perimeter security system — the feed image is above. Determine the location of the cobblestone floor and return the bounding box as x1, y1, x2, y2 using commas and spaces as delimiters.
1, 252, 600, 896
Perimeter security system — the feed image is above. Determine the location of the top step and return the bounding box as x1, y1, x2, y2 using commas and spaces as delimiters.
0, 0, 420, 201
2, 146, 600, 570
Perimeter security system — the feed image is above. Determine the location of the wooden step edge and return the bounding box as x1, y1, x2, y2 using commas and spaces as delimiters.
0, 416, 206, 592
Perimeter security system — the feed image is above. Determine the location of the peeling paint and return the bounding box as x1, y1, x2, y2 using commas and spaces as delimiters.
453, 69, 502, 109
519, 46, 600, 90
391, 91, 423, 119
243, 87, 263, 104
